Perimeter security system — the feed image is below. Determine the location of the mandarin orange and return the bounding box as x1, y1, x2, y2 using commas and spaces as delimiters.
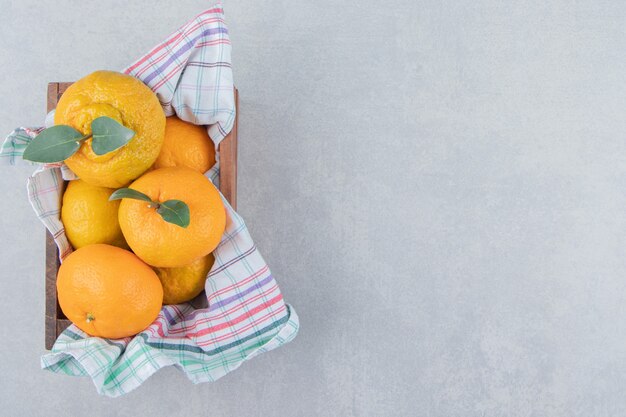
61, 179, 128, 250
57, 244, 163, 339
154, 253, 215, 305
118, 167, 226, 267
55, 70, 165, 188
154, 116, 216, 173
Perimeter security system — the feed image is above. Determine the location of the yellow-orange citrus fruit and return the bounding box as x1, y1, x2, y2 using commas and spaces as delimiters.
55, 70, 166, 188
118, 167, 226, 268
153, 116, 216, 173
57, 244, 163, 339
61, 179, 128, 250
154, 253, 215, 305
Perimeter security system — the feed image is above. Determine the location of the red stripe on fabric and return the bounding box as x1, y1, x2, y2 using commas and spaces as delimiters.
209, 283, 280, 323
170, 282, 280, 334
125, 8, 223, 73
197, 39, 231, 47
208, 265, 270, 301
198, 304, 287, 346
151, 60, 188, 91
146, 304, 188, 338
185, 294, 284, 338
146, 276, 278, 338
147, 316, 167, 338
132, 25, 198, 77
131, 17, 225, 78
148, 289, 283, 339
191, 7, 223, 20
149, 28, 226, 91
134, 20, 226, 79
146, 302, 287, 348
170, 304, 184, 321
126, 33, 183, 74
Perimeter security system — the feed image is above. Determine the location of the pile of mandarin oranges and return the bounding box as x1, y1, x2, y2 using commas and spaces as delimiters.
36, 70, 225, 339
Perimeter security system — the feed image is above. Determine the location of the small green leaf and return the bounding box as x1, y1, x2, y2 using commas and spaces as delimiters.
91, 116, 135, 155
157, 200, 190, 228
23, 125, 85, 163
109, 188, 153, 203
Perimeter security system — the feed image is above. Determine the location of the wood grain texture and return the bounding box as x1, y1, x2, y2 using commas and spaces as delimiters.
219, 89, 238, 210
44, 82, 239, 349
44, 82, 62, 351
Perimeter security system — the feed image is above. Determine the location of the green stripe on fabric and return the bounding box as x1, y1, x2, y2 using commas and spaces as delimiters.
103, 344, 154, 387
142, 312, 289, 357
63, 329, 127, 350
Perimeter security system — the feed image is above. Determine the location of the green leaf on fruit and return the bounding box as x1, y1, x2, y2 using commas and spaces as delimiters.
91, 116, 135, 155
22, 125, 85, 163
109, 189, 190, 228
156, 200, 190, 228
109, 188, 153, 203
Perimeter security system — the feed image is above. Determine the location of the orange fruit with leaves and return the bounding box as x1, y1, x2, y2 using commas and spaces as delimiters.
54, 70, 165, 188
114, 167, 226, 268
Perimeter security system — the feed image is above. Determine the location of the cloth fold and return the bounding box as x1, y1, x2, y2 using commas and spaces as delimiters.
0, 4, 298, 397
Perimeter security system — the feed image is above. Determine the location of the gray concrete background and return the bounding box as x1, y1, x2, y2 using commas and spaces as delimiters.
1, 0, 625, 416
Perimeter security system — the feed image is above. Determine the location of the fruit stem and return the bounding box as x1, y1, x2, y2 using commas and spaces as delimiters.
86, 313, 95, 323
147, 202, 161, 210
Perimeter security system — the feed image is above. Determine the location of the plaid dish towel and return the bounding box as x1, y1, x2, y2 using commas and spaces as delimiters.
0, 5, 298, 397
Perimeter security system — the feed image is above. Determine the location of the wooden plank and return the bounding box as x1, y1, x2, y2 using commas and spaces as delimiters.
45, 231, 61, 350
219, 89, 238, 210
44, 83, 60, 350
57, 82, 72, 96
56, 320, 72, 338
46, 83, 58, 113
45, 82, 239, 349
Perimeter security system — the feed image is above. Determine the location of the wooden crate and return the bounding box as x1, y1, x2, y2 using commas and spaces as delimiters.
44, 82, 238, 350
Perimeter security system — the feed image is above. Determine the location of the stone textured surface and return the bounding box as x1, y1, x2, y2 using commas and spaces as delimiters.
1, 0, 626, 415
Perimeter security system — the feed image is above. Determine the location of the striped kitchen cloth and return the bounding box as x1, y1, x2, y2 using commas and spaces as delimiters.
0, 4, 298, 397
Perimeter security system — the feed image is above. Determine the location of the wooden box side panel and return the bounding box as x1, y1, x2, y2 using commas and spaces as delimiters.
44, 82, 238, 349
44, 83, 63, 350
219, 89, 238, 210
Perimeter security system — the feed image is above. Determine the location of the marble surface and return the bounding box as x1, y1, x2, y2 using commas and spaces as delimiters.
1, 0, 626, 415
